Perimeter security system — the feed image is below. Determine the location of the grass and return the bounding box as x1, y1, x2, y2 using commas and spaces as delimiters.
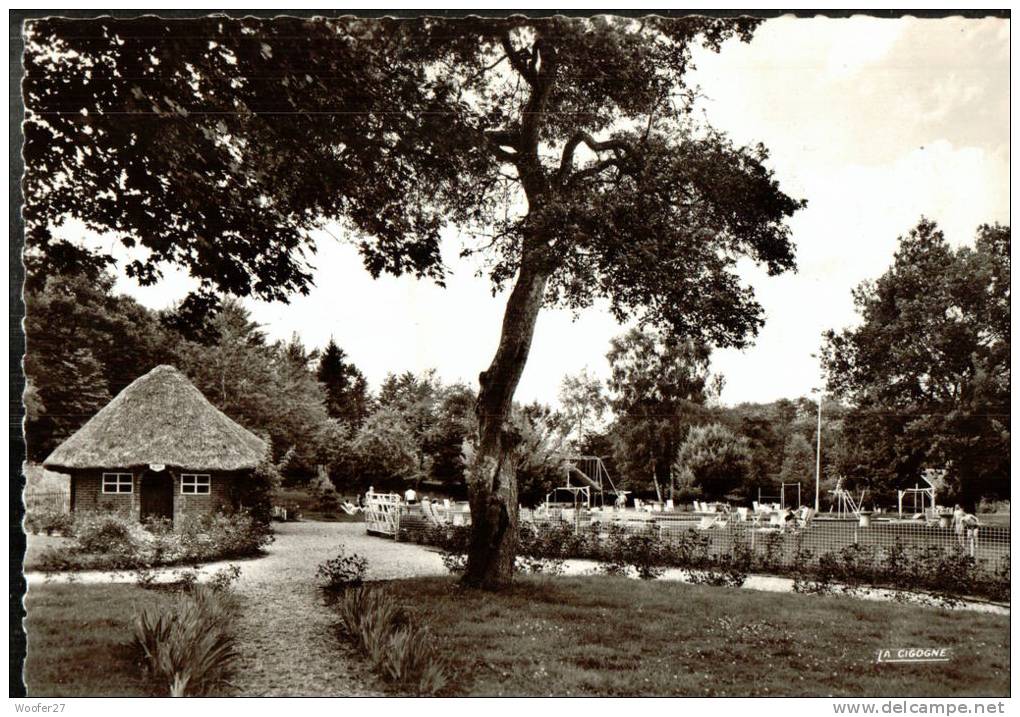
23, 582, 231, 697
976, 512, 1011, 528
22, 534, 72, 571
382, 575, 1010, 697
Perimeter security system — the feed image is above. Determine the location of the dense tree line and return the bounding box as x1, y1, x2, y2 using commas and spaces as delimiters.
23, 273, 566, 500
564, 220, 1010, 510
25, 219, 1008, 513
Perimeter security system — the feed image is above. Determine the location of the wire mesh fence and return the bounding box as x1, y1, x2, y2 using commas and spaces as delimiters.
519, 508, 1009, 576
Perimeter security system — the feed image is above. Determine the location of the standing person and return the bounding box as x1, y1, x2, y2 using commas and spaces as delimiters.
960, 511, 980, 554
952, 504, 965, 547
404, 486, 417, 504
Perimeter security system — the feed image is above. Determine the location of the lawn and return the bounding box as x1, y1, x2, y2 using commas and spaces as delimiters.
382, 576, 1010, 697
22, 534, 72, 571
23, 583, 183, 696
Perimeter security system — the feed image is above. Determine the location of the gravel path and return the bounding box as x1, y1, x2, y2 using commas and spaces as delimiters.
228, 521, 447, 696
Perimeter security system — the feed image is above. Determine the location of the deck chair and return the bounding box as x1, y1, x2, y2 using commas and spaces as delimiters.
695, 515, 718, 530
418, 501, 440, 525
799, 507, 816, 526
339, 502, 360, 516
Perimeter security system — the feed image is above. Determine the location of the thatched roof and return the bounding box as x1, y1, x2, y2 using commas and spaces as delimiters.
44, 365, 268, 473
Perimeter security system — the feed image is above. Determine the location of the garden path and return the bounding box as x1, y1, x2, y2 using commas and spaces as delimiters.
227, 521, 446, 696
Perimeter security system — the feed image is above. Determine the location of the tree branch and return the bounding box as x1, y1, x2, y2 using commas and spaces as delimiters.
466, 54, 508, 85
558, 132, 633, 185
566, 157, 624, 188
500, 33, 536, 86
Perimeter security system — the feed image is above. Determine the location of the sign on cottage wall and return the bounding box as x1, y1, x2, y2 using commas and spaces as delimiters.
149, 463, 166, 472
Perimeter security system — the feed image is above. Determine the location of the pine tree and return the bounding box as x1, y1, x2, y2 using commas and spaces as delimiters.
317, 338, 371, 427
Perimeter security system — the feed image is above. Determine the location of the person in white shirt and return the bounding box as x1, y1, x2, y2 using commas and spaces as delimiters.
404, 487, 417, 504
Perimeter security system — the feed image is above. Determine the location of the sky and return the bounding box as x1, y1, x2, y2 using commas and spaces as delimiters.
99, 16, 1010, 408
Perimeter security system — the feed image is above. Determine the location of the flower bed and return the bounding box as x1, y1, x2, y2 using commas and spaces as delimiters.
34, 510, 273, 573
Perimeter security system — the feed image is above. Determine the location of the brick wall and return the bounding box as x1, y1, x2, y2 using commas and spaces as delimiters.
172, 470, 234, 518
71, 469, 240, 523
71, 470, 139, 518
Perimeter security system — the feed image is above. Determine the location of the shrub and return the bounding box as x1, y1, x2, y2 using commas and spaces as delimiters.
37, 509, 272, 574
337, 587, 449, 695
133, 585, 238, 696
172, 568, 201, 592
172, 510, 274, 562
209, 564, 243, 592
317, 544, 369, 590
24, 506, 74, 536
415, 515, 1009, 602
623, 532, 669, 580
307, 473, 342, 515
440, 552, 467, 574
231, 456, 282, 527
514, 555, 565, 576
423, 524, 471, 575
73, 512, 146, 555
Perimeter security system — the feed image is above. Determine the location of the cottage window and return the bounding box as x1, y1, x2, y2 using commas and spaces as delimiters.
181, 474, 211, 495
101, 473, 133, 494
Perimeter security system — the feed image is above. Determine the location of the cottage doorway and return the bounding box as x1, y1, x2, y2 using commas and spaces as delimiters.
140, 471, 174, 522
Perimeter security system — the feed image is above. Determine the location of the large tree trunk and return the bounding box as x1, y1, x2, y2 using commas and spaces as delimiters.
462, 262, 549, 590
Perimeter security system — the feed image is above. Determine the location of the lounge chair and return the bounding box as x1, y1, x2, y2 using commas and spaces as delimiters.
795, 508, 816, 529
419, 500, 442, 525
696, 515, 718, 530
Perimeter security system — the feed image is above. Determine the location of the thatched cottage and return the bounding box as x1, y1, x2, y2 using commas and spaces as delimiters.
43, 365, 268, 523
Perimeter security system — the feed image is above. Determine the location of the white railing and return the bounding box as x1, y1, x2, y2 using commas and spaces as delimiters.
363, 492, 402, 537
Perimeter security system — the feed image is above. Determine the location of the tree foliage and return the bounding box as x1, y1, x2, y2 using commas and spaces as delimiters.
672, 422, 751, 501
24, 17, 800, 337
23, 272, 176, 459
24, 15, 803, 588
175, 301, 331, 475
822, 220, 1010, 506
317, 339, 371, 427
778, 433, 815, 488
558, 368, 607, 447
605, 328, 715, 497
